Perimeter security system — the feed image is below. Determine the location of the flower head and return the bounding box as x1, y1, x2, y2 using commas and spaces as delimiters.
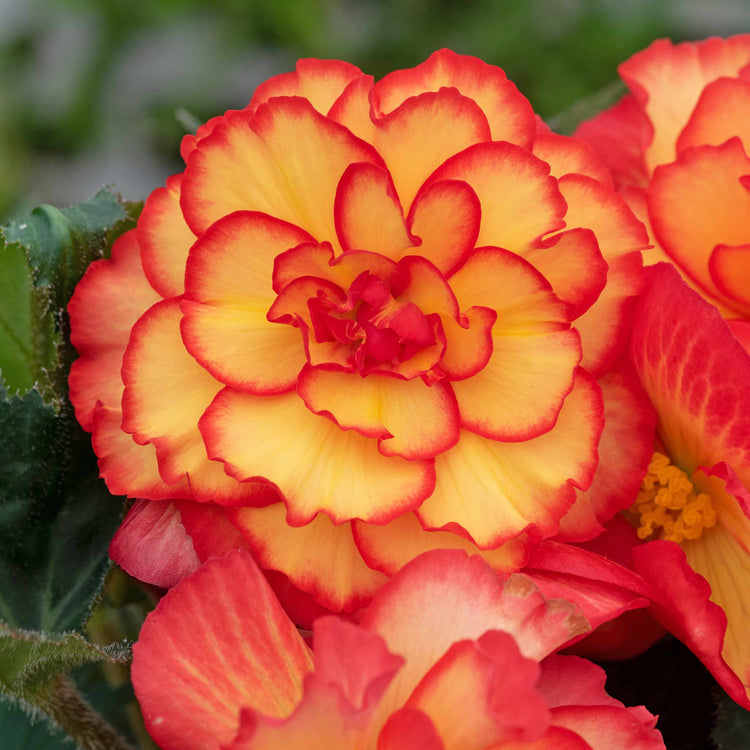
576, 35, 750, 318
69, 51, 648, 612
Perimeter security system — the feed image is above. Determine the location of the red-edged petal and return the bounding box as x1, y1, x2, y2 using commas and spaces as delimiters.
201, 389, 435, 524
132, 549, 314, 750
405, 631, 550, 746
425, 142, 567, 254
532, 132, 614, 188
449, 246, 580, 441
417, 369, 603, 549
109, 499, 200, 588
182, 211, 311, 393
555, 363, 657, 542
248, 58, 363, 114
297, 366, 459, 460
353, 512, 532, 579
121, 299, 268, 505
619, 35, 750, 170
176, 499, 253, 561
631, 540, 750, 708
335, 162, 413, 259
372, 49, 536, 147
573, 94, 652, 189
137, 173, 196, 298
376, 708, 444, 750
68, 230, 161, 430
228, 503, 388, 613
710, 243, 750, 310
439, 305, 496, 381
630, 263, 750, 482
360, 549, 589, 721
522, 542, 652, 632
677, 76, 750, 154
406, 178, 481, 277
648, 139, 750, 316
181, 98, 383, 245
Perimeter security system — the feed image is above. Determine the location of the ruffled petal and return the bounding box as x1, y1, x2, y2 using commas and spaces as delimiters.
181, 98, 382, 246
533, 132, 614, 188
425, 142, 566, 254
201, 389, 435, 524
709, 243, 750, 310
137, 173, 196, 298
297, 366, 459, 460
647, 139, 750, 316
121, 299, 268, 505
68, 230, 161, 430
416, 370, 603, 548
448, 246, 580, 441
132, 549, 314, 750
109, 499, 200, 588
228, 503, 388, 613
372, 49, 536, 147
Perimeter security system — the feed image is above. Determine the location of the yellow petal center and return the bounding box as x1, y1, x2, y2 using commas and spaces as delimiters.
632, 452, 717, 543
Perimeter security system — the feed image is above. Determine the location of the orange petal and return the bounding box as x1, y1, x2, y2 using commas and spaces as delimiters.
297, 366, 459, 460
373, 49, 535, 147
425, 142, 566, 254
439, 306, 496, 381
181, 98, 382, 245
327, 74, 378, 145
248, 58, 363, 114
353, 512, 532, 578
370, 87, 491, 212
201, 389, 435, 524
648, 139, 750, 316
533, 132, 614, 188
334, 162, 414, 259
405, 632, 550, 747
68, 230, 161, 430
710, 243, 750, 310
416, 370, 603, 548
132, 550, 313, 750
619, 35, 750, 170
677, 76, 750, 154
448, 247, 580, 441
556, 364, 657, 542
137, 173, 196, 298
406, 178, 481, 276
121, 299, 266, 505
228, 503, 388, 612
557, 174, 648, 376
109, 499, 200, 588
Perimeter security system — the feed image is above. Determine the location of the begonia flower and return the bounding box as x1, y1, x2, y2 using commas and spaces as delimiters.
68, 50, 650, 613
614, 263, 750, 707
576, 34, 750, 318
132, 548, 664, 749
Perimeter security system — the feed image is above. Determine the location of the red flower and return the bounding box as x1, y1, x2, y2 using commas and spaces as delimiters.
132, 549, 664, 749
69, 51, 648, 612
576, 35, 750, 319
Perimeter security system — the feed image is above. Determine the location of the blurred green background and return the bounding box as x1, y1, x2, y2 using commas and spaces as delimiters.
1, 0, 748, 220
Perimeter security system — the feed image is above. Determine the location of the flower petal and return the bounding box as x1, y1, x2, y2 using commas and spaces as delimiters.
181, 97, 382, 245
373, 49, 535, 146
68, 230, 161, 430
228, 503, 388, 613
448, 246, 580, 441
121, 299, 268, 505
109, 499, 200, 588
138, 173, 196, 298
647, 138, 750, 316
176, 500, 253, 561
709, 243, 750, 310
201, 389, 435, 524
132, 549, 314, 750
416, 369, 603, 548
376, 708, 444, 750
297, 366, 459, 460
533, 132, 614, 188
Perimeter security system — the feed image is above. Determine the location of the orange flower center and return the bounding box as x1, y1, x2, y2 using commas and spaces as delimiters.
631, 452, 717, 543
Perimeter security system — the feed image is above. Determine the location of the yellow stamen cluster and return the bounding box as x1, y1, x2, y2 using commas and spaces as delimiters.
632, 452, 717, 543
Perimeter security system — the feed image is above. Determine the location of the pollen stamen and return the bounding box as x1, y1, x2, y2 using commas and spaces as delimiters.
632, 452, 717, 543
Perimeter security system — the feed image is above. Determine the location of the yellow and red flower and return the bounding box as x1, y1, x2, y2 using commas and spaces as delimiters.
132, 549, 664, 749
69, 51, 649, 613
576, 35, 750, 319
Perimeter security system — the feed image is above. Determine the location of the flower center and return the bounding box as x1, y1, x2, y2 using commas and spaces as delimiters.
631, 452, 717, 543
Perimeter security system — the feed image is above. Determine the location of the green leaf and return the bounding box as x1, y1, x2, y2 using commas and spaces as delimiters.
0, 386, 125, 632
713, 692, 750, 749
